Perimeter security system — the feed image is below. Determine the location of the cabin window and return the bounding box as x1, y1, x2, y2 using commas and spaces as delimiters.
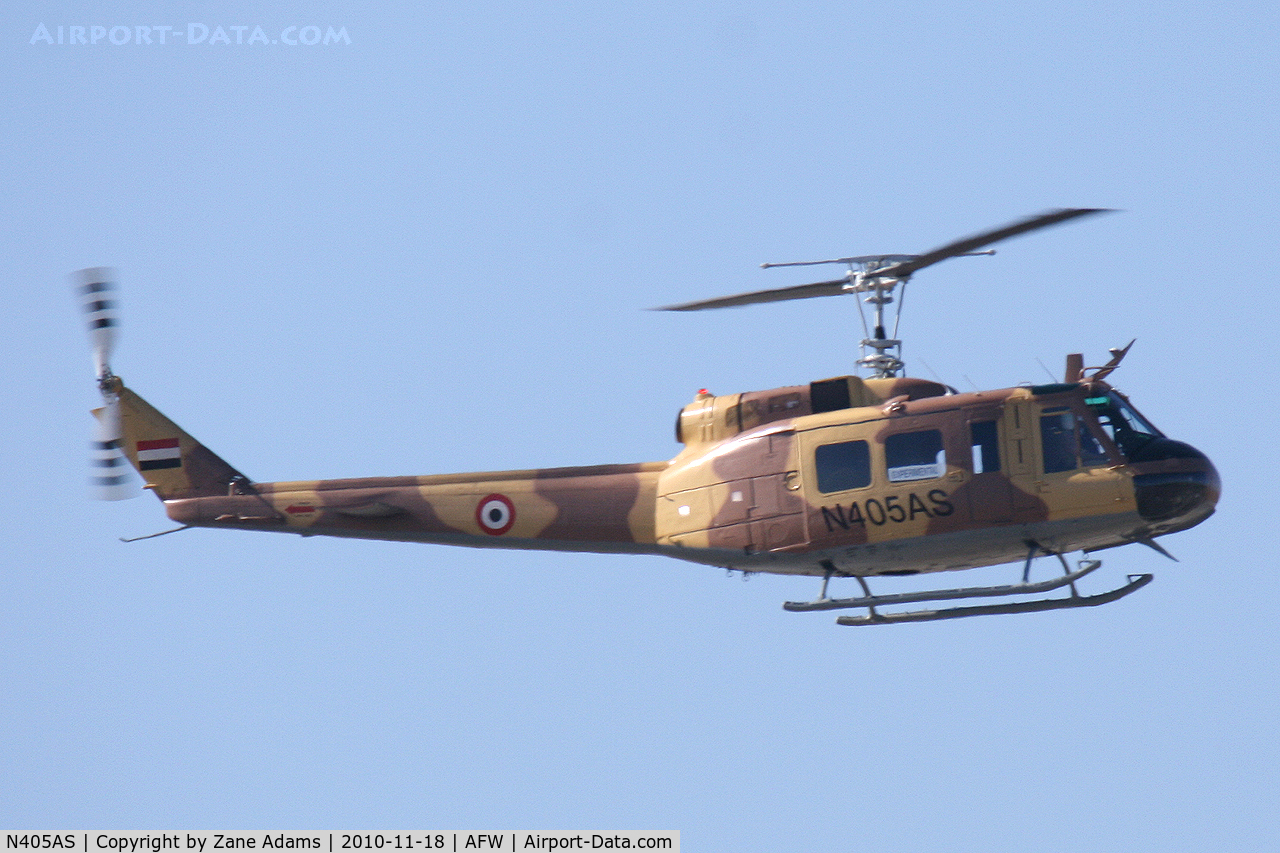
970, 421, 1000, 473
886, 429, 945, 482
1040, 409, 1077, 473
815, 440, 871, 493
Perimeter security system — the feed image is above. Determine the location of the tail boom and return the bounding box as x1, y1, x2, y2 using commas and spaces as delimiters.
106, 380, 668, 554
162, 463, 667, 554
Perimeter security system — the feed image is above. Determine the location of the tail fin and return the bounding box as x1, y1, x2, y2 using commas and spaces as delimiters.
95, 380, 249, 500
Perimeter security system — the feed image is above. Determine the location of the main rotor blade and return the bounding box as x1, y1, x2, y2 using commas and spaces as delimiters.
762, 254, 917, 269
654, 278, 849, 311
655, 208, 1112, 312
871, 207, 1113, 280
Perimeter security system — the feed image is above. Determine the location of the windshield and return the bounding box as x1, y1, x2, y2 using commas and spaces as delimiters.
1085, 391, 1163, 459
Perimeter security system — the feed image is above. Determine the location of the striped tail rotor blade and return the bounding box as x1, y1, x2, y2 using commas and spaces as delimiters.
90, 399, 139, 501
77, 267, 119, 379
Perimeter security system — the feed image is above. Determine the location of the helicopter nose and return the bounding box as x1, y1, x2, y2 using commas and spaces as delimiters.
1129, 439, 1221, 527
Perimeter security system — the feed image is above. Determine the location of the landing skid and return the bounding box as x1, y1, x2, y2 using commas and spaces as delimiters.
783, 551, 1153, 626
834, 574, 1151, 626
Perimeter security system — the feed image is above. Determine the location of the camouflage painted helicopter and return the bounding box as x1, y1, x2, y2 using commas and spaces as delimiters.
81, 209, 1219, 625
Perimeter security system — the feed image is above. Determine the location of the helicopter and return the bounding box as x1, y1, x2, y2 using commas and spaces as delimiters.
79, 208, 1219, 625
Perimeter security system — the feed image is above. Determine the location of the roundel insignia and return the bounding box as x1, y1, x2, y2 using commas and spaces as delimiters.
476, 493, 516, 535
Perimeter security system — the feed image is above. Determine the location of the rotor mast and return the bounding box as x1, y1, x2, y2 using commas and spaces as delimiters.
851, 262, 906, 378
759, 255, 968, 379
748, 253, 924, 379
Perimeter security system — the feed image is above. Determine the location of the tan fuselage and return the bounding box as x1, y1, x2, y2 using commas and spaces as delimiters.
124, 373, 1218, 579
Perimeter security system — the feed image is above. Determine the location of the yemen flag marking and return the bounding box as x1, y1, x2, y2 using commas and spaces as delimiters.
137, 437, 182, 470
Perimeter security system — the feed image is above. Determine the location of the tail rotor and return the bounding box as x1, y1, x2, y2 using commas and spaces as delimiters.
91, 398, 137, 500
76, 268, 139, 500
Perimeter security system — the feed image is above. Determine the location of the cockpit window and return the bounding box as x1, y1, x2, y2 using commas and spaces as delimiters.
1078, 419, 1109, 466
1040, 409, 1077, 473
1086, 392, 1163, 459
1042, 405, 1113, 472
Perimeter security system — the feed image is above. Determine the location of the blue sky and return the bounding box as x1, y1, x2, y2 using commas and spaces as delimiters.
3, 1, 1278, 849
